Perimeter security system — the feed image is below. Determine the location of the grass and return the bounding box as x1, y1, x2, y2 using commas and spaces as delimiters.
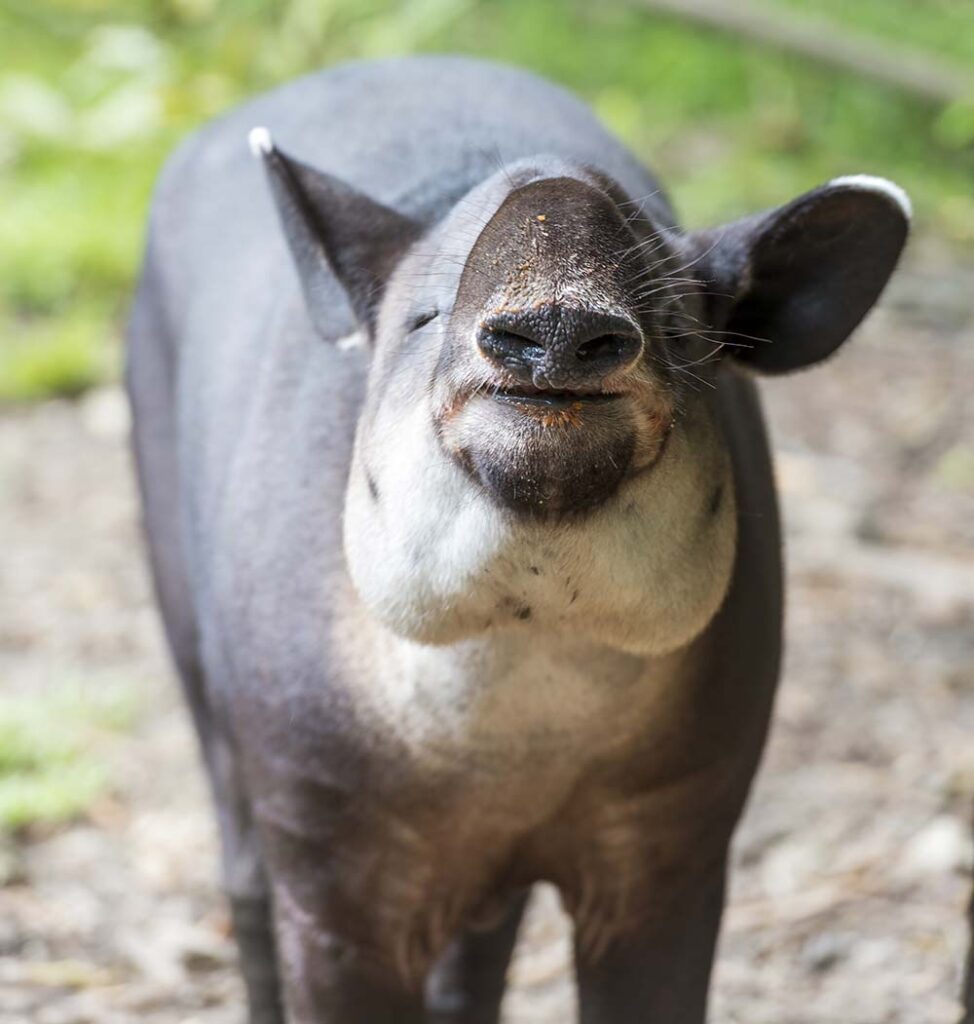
0, 684, 138, 831
1, 303, 118, 400
0, 0, 972, 401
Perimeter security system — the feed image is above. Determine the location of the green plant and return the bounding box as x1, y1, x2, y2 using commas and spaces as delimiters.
0, 684, 138, 830
0, 0, 971, 401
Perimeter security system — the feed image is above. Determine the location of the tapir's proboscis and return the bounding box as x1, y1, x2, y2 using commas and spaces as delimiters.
127, 57, 910, 1023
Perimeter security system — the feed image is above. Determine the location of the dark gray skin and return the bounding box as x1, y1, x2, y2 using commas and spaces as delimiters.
127, 56, 909, 1023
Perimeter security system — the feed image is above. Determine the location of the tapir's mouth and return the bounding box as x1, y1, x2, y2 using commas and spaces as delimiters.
433, 369, 675, 518
434, 386, 637, 518
492, 387, 623, 410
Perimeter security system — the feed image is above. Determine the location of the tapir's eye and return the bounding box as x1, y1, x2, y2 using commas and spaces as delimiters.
407, 309, 439, 333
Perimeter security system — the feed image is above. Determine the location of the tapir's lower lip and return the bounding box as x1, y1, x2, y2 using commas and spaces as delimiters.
491, 388, 622, 410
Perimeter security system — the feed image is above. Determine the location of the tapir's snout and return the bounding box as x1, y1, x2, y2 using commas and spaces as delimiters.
477, 304, 643, 391
438, 297, 671, 518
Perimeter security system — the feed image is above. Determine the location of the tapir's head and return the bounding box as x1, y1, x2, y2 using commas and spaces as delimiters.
250, 127, 909, 651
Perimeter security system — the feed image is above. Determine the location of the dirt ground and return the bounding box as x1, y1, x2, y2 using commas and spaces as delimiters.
2, 235, 973, 1023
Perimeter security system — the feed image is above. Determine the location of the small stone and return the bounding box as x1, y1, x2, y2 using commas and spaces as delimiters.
181, 931, 232, 974
79, 386, 130, 440
898, 814, 972, 878
799, 931, 849, 973
760, 839, 822, 898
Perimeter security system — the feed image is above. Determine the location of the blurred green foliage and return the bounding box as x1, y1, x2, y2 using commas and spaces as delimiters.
0, 684, 137, 830
0, 0, 972, 400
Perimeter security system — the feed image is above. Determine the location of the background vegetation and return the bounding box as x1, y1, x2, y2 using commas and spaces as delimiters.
0, 0, 972, 402
1, 9, 972, 1017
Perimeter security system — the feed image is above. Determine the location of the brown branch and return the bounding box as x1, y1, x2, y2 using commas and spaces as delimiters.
635, 0, 974, 106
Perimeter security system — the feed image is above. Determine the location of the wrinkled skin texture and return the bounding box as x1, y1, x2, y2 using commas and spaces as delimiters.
127, 57, 908, 1024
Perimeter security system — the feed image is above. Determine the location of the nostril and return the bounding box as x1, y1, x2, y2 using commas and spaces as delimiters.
478, 310, 642, 383
478, 328, 545, 367
576, 334, 626, 363
575, 331, 640, 369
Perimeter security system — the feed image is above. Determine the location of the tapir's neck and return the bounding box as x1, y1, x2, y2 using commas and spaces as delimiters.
329, 609, 689, 786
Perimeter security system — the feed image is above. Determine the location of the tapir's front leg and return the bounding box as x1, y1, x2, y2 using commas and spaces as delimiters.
556, 771, 741, 1024
249, 786, 427, 1024
267, 858, 527, 1024
574, 857, 727, 1024
266, 866, 427, 1024
425, 892, 529, 1023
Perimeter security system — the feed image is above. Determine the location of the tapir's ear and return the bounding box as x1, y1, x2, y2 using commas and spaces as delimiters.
248, 126, 421, 334
685, 176, 911, 373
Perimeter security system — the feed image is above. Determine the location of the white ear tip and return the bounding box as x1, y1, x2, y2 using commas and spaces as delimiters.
248, 126, 274, 158
829, 174, 912, 220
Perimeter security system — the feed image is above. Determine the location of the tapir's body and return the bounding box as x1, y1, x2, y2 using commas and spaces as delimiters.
128, 57, 908, 1023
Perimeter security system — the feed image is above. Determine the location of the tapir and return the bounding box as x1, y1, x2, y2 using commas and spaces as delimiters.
126, 56, 910, 1023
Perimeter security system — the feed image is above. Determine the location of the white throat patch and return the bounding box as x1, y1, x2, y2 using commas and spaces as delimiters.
342, 392, 736, 659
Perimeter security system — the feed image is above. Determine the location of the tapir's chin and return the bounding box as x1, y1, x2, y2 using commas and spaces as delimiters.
440, 391, 664, 518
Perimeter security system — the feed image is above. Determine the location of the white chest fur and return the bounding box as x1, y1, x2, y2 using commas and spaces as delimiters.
329, 611, 688, 820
